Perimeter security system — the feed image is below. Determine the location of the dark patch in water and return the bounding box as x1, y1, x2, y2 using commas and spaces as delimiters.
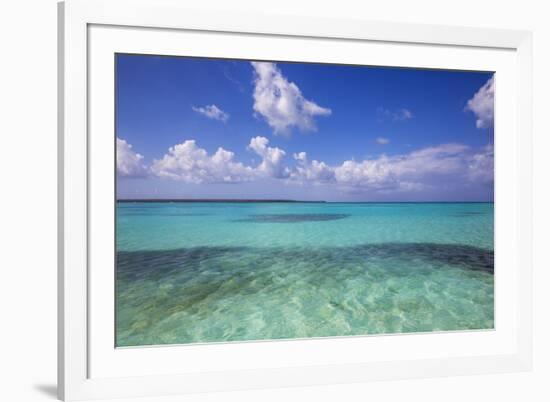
236, 214, 349, 223
116, 242, 493, 345
117, 242, 494, 283
355, 243, 493, 274
117, 246, 248, 281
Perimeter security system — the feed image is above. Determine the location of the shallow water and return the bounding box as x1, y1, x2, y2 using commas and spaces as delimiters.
116, 202, 494, 347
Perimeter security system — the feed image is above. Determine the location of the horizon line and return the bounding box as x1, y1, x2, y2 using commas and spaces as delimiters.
117, 198, 494, 204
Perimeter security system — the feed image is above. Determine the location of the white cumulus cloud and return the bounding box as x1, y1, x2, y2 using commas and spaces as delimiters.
293, 151, 307, 163
391, 143, 470, 177
292, 151, 335, 183
248, 136, 289, 178
289, 144, 472, 190
466, 76, 494, 129
333, 143, 470, 191
117, 138, 147, 178
138, 133, 493, 197
468, 144, 494, 183
192, 104, 230, 123
376, 137, 390, 145
251, 62, 331, 135
151, 136, 290, 182
150, 140, 253, 183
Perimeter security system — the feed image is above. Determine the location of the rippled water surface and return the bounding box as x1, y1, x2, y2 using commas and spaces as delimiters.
116, 202, 494, 347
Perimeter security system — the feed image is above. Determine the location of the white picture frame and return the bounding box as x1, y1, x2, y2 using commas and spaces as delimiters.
58, 0, 533, 400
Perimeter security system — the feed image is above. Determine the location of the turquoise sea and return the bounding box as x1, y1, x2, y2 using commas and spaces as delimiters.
116, 202, 494, 347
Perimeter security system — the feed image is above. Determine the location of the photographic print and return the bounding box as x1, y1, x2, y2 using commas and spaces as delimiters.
115, 54, 494, 347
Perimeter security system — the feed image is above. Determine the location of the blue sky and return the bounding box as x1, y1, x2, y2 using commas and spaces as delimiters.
116, 54, 494, 201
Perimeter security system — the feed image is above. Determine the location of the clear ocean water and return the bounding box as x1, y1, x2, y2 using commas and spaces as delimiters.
116, 202, 494, 347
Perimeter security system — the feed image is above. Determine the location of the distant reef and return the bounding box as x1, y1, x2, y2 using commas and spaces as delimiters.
116, 199, 327, 203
